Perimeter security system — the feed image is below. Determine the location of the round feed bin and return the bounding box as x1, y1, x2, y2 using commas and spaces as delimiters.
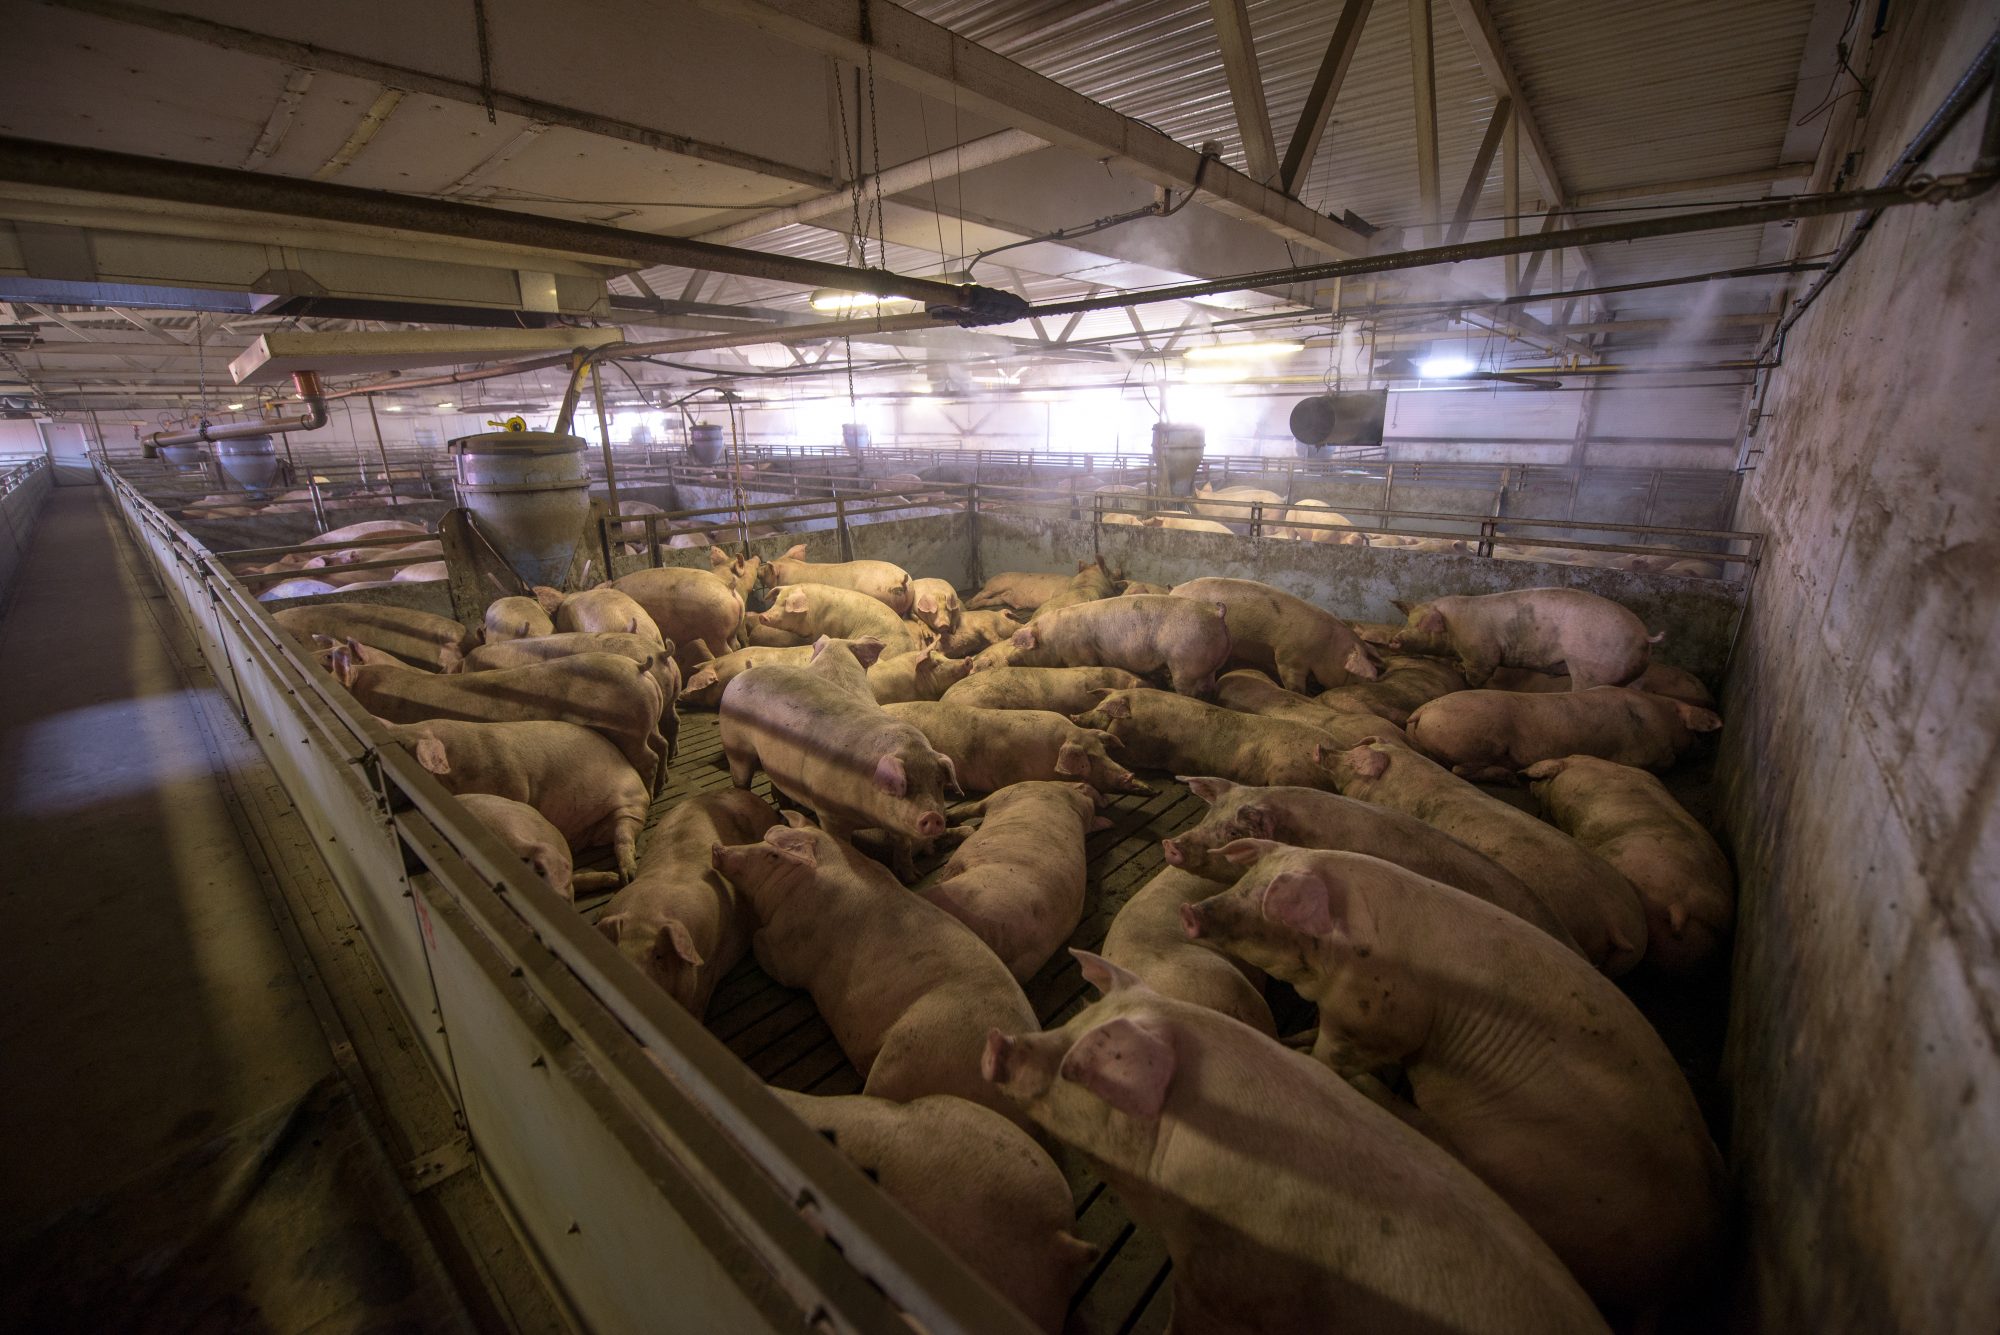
1150, 423, 1205, 497
688, 423, 727, 465
217, 435, 283, 491
449, 430, 593, 588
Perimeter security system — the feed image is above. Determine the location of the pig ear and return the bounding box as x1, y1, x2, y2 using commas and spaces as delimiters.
661, 920, 704, 967
413, 735, 451, 775
1070, 948, 1143, 994
1240, 803, 1278, 838
1260, 869, 1342, 938
1089, 690, 1132, 720
1059, 1016, 1176, 1120
783, 543, 808, 560
1009, 625, 1038, 650
1179, 775, 1235, 804
533, 585, 565, 616
809, 634, 834, 660
1420, 609, 1446, 634
1326, 741, 1390, 778
936, 753, 964, 798
873, 754, 909, 796
684, 664, 719, 692
1345, 645, 1381, 680
764, 826, 820, 866
709, 547, 729, 567
783, 589, 808, 613
777, 810, 813, 829
1220, 837, 1284, 866
1054, 741, 1092, 777
915, 592, 938, 617
850, 637, 886, 668
596, 911, 627, 945
1677, 703, 1723, 733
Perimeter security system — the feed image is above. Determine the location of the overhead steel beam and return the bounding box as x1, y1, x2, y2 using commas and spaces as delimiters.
1446, 97, 1511, 246
1408, 0, 1442, 244
685, 0, 1377, 259
1572, 163, 1817, 206
1209, 0, 1280, 183
0, 137, 1001, 313
1280, 0, 1374, 195
1502, 108, 1520, 296
242, 66, 313, 170
1442, 0, 1565, 207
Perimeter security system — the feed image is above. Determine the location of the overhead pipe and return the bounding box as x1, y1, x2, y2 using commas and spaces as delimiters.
0, 136, 1029, 326
149, 371, 327, 448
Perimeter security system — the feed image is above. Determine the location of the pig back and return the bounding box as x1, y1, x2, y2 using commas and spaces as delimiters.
275, 604, 474, 671
1101, 868, 1274, 1035
612, 566, 744, 665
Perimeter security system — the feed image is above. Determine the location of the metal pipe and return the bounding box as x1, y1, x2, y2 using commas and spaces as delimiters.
150, 370, 327, 448
590, 361, 622, 531
0, 136, 1024, 317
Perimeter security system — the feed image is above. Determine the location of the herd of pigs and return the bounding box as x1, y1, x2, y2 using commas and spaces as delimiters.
269, 533, 1736, 1334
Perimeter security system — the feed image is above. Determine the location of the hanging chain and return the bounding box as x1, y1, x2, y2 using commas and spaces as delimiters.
862, 0, 885, 271
833, 66, 863, 266
195, 314, 209, 420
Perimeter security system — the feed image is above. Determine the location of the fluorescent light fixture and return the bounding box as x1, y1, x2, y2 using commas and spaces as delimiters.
1183, 340, 1304, 362
1417, 355, 1476, 378
384, 404, 404, 412
226, 402, 244, 410
809, 289, 918, 313
436, 401, 455, 410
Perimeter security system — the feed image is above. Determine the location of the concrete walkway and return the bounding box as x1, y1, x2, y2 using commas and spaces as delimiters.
0, 483, 466, 1329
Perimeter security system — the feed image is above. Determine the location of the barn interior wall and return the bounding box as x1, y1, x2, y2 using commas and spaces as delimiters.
1716, 0, 2000, 1328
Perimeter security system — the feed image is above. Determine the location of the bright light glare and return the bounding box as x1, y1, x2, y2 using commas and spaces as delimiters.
809, 289, 918, 313
1417, 355, 1476, 378
226, 402, 244, 410
384, 405, 404, 412
1183, 340, 1304, 362
436, 401, 455, 410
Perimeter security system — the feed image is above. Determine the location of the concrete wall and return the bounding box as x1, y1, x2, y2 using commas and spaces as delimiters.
1715, 1, 2000, 1330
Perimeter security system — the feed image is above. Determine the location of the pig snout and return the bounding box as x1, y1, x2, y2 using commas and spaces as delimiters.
1179, 902, 1206, 939
915, 810, 947, 838
1162, 837, 1186, 867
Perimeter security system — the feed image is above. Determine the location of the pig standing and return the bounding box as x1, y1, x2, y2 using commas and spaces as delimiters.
908, 577, 963, 634
707, 547, 763, 599
1317, 739, 1647, 974
885, 701, 1151, 796
983, 960, 1611, 1335
757, 544, 914, 615
1170, 577, 1378, 691
940, 665, 1143, 715
719, 640, 960, 866
1313, 654, 1467, 725
1162, 777, 1577, 951
712, 824, 1037, 1129
1099, 868, 1274, 1036
1075, 688, 1371, 789
612, 566, 746, 669
1389, 588, 1660, 689
1184, 845, 1725, 1312
380, 717, 649, 882
921, 782, 1110, 981
275, 604, 476, 671
461, 630, 681, 757
749, 582, 918, 653
965, 570, 1074, 613
936, 608, 1023, 659
866, 647, 975, 704
555, 586, 665, 647
1525, 756, 1735, 972
1027, 559, 1116, 621
1407, 686, 1722, 779
1487, 661, 1715, 708
770, 1091, 1094, 1335
482, 595, 553, 642
597, 789, 776, 1014
454, 793, 604, 899
995, 595, 1230, 697
679, 637, 885, 709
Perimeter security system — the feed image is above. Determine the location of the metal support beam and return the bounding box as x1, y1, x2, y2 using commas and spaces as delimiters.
1447, 98, 1510, 245
1280, 0, 1374, 195
1209, 0, 1279, 183
1572, 164, 1817, 206
686, 0, 1376, 258
1442, 0, 1565, 205
1408, 0, 1441, 245
1503, 112, 1520, 297
311, 88, 406, 182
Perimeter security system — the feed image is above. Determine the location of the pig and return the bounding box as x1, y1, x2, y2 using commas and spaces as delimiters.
1487, 661, 1716, 709
1187, 483, 1285, 525
482, 595, 553, 643
596, 789, 776, 1014
757, 543, 914, 615
995, 595, 1230, 697
332, 650, 666, 790
769, 1091, 1095, 1335
965, 570, 1074, 613
922, 782, 1111, 981
885, 701, 1151, 797
1027, 559, 1116, 621
612, 566, 746, 669
935, 607, 1023, 659
1316, 738, 1647, 974
706, 547, 763, 600
1525, 756, 1735, 973
719, 640, 961, 865
744, 622, 813, 648
1184, 845, 1726, 1312
379, 717, 649, 882
1118, 580, 1171, 597
983, 960, 1612, 1335
712, 823, 1037, 1129
454, 793, 603, 899
680, 637, 885, 709
1312, 653, 1467, 725
391, 561, 448, 583
749, 582, 919, 653
555, 586, 665, 647
1170, 577, 1378, 691
274, 603, 477, 671
1389, 588, 1661, 689
1275, 498, 1367, 545
867, 647, 976, 704
1407, 686, 1723, 779
1161, 777, 1578, 952
1075, 688, 1375, 789
260, 577, 343, 601
1142, 513, 1233, 534
908, 577, 963, 633
461, 630, 682, 756
1211, 669, 1409, 744
310, 635, 401, 671
940, 665, 1143, 715
1099, 868, 1274, 1036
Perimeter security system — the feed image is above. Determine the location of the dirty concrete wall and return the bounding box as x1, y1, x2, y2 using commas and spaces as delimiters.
976, 512, 1744, 683
1715, 2, 2000, 1330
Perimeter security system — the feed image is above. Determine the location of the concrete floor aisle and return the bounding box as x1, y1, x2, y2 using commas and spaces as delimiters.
0, 483, 478, 1331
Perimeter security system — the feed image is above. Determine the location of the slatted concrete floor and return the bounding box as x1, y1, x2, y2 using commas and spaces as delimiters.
577, 707, 1214, 1335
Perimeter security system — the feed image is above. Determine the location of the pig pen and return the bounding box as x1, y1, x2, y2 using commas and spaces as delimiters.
103, 453, 1755, 1333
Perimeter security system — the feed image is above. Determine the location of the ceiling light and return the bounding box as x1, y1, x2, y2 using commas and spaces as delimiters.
436, 402, 455, 411
809, 288, 918, 313
226, 401, 244, 411
1417, 355, 1476, 378
384, 404, 404, 412
1183, 340, 1304, 362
